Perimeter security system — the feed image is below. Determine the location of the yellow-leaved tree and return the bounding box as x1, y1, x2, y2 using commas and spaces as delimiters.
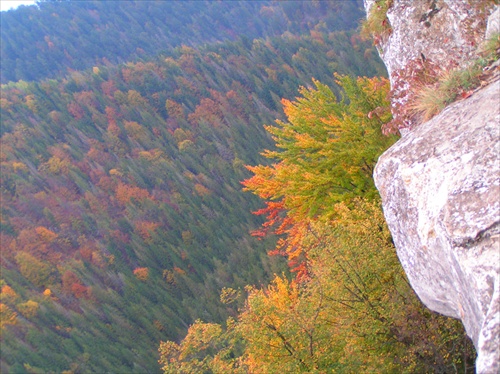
159, 76, 475, 373
242, 75, 396, 278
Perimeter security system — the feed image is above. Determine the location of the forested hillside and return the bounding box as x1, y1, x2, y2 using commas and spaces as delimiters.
0, 1, 394, 372
1, 0, 363, 83
159, 76, 476, 373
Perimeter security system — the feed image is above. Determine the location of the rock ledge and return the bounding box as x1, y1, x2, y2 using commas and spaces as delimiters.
374, 79, 500, 373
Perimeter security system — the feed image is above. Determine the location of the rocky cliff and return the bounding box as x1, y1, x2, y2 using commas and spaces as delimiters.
367, 1, 500, 372
365, 0, 496, 132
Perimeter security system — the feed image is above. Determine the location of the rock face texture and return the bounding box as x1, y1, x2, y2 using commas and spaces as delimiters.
364, 0, 494, 130
374, 80, 500, 372
367, 0, 500, 372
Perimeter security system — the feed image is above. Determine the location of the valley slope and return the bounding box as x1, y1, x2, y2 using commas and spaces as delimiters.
0, 1, 386, 372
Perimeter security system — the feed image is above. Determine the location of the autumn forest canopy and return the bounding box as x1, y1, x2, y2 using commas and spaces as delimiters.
0, 1, 475, 373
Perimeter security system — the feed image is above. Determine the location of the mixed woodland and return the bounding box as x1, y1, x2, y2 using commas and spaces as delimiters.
0, 1, 475, 373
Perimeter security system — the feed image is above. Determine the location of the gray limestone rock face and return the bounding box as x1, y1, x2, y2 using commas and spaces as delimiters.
486, 5, 500, 40
363, 0, 494, 130
374, 79, 500, 373
363, 1, 500, 370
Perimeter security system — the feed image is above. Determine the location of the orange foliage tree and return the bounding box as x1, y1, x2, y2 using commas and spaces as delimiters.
62, 270, 89, 298
133, 267, 150, 281
242, 75, 396, 278
115, 182, 151, 205
134, 221, 159, 243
